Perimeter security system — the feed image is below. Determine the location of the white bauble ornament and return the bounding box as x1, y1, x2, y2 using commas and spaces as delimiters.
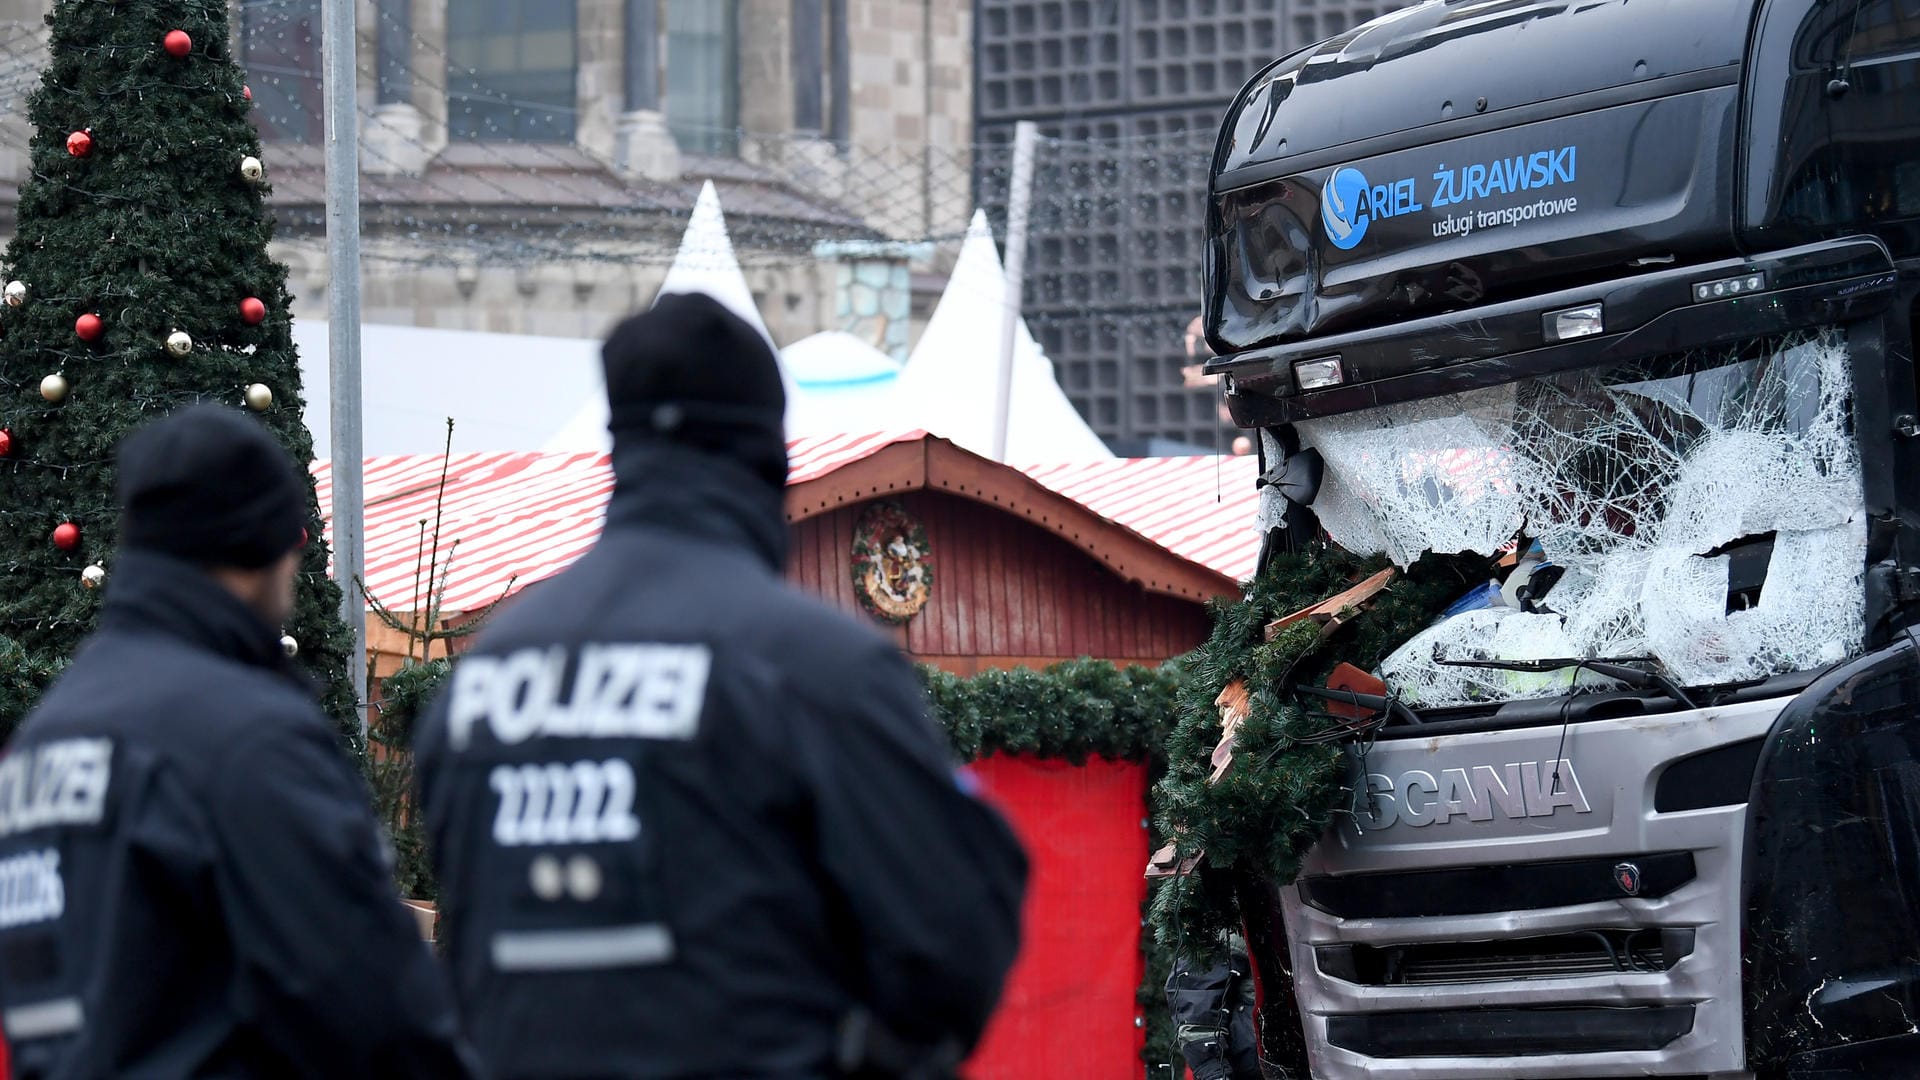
165, 330, 193, 357
245, 383, 272, 411
40, 373, 68, 403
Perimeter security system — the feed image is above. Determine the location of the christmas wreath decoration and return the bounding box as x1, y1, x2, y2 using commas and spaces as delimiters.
1147, 544, 1484, 958
850, 500, 934, 623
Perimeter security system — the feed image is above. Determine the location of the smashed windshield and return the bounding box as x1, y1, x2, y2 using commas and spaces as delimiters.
1284, 329, 1867, 705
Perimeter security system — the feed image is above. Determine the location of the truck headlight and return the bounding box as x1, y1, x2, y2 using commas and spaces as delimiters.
1294, 356, 1345, 391
1691, 271, 1767, 302
1544, 303, 1604, 343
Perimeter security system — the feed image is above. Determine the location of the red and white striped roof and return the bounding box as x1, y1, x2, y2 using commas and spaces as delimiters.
314, 452, 614, 614
1024, 454, 1261, 584
316, 432, 1259, 614
785, 430, 926, 483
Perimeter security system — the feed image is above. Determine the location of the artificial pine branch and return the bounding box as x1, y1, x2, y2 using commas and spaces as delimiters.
1147, 545, 1486, 954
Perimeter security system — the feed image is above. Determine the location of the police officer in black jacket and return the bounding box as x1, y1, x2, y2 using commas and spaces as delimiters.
415, 292, 1030, 1079
0, 405, 472, 1079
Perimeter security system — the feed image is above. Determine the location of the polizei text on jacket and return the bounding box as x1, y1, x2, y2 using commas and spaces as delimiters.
446, 644, 712, 749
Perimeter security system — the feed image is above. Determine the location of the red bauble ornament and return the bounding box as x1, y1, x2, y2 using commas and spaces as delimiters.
74, 313, 103, 343
51, 522, 79, 552
242, 85, 253, 101
240, 296, 267, 325
163, 30, 191, 58
0, 430, 14, 458
300, 527, 310, 546
66, 130, 91, 158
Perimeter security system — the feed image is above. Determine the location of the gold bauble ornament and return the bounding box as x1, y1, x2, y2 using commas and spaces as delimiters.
244, 382, 273, 411
279, 634, 298, 658
81, 564, 105, 589
165, 329, 193, 357
40, 373, 68, 403
4, 281, 26, 307
239, 155, 264, 183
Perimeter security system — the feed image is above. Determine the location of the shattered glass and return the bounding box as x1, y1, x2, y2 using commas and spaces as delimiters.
1297, 329, 1866, 704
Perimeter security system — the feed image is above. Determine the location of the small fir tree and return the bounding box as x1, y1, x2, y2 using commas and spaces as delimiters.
0, 0, 357, 738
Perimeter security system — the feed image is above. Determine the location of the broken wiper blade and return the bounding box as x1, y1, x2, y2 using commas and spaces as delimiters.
1294, 683, 1426, 727
1432, 653, 1653, 674
1431, 652, 1698, 711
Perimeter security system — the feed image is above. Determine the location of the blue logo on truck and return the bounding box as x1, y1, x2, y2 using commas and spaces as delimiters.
1319, 144, 1578, 249
1320, 167, 1371, 250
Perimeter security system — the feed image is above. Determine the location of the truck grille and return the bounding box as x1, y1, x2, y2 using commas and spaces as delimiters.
1297, 851, 1696, 918
1318, 928, 1694, 986
1326, 1005, 1697, 1058
1276, 702, 1780, 1077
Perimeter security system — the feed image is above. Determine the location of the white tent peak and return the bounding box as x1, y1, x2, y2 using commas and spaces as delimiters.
545, 181, 798, 450
895, 207, 1112, 462
657, 180, 774, 345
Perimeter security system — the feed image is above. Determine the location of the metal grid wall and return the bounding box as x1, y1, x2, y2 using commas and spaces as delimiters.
974, 0, 1406, 450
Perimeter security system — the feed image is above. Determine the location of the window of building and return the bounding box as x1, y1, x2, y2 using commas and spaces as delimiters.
448, 0, 578, 142
792, 0, 824, 133
664, 0, 739, 155
241, 0, 323, 143
829, 0, 849, 143
377, 0, 414, 106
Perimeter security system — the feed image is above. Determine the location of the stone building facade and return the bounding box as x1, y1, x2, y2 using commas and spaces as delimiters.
0, 0, 973, 353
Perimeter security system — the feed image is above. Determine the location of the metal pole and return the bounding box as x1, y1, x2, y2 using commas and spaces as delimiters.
991, 120, 1038, 463
321, 0, 368, 733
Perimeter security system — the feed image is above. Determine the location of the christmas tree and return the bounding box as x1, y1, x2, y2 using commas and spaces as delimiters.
0, 0, 356, 739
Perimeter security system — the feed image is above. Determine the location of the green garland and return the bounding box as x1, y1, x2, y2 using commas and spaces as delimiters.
375, 659, 1184, 868
1147, 546, 1483, 959
921, 657, 1181, 764
373, 655, 1181, 788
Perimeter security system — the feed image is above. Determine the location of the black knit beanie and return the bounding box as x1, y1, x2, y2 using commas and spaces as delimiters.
601, 291, 789, 488
115, 404, 308, 569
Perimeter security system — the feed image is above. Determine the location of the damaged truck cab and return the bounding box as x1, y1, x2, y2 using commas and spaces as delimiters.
1203, 0, 1920, 1077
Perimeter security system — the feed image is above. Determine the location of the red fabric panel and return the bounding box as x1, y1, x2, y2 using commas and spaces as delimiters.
963, 755, 1149, 1079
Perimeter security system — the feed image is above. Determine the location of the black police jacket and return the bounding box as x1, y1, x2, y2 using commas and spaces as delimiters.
415, 443, 1030, 1079
0, 551, 471, 1079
